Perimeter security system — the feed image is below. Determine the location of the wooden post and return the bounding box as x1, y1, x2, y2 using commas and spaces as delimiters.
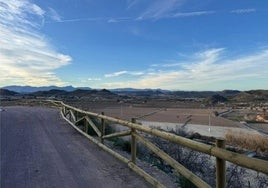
101, 112, 105, 144
62, 106, 66, 115
76, 111, 79, 121
85, 116, 88, 134
216, 139, 226, 188
131, 118, 137, 164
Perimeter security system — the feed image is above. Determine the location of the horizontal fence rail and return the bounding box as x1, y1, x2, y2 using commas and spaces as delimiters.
49, 100, 268, 188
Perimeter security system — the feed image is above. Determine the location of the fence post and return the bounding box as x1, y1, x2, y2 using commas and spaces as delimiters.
131, 118, 137, 164
216, 139, 226, 188
62, 106, 66, 115
101, 112, 105, 144
76, 111, 79, 121
84, 116, 88, 134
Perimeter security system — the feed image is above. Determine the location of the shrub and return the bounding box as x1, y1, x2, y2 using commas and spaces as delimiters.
179, 176, 198, 188
112, 138, 131, 153
225, 130, 268, 155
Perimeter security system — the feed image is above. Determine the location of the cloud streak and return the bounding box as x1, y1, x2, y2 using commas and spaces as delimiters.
173, 11, 215, 17
88, 78, 101, 81
126, 0, 141, 10
136, 0, 183, 20
231, 8, 256, 14
0, 0, 71, 86
47, 7, 62, 22
45, 17, 104, 23
43, 2, 255, 25
103, 48, 268, 90
104, 71, 144, 78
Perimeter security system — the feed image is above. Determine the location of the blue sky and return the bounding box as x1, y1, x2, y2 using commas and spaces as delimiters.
0, 0, 268, 90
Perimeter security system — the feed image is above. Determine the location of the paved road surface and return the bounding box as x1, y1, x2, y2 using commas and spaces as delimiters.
0, 106, 150, 188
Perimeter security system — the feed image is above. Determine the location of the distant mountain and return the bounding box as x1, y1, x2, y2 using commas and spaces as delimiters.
112, 88, 170, 98
110, 89, 243, 99
0, 89, 19, 96
2, 85, 266, 103
111, 88, 170, 93
2, 85, 91, 93
28, 88, 117, 99
171, 90, 241, 98
171, 91, 216, 98
220, 90, 241, 96
68, 89, 117, 98
77, 87, 92, 90
230, 90, 268, 102
29, 89, 68, 97
205, 94, 228, 104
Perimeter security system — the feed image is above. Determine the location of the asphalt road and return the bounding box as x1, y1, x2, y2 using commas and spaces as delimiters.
0, 106, 150, 188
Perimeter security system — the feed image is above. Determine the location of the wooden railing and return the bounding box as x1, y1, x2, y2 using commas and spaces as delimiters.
49, 100, 268, 188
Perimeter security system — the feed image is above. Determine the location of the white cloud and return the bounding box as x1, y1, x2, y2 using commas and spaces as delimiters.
135, 1, 214, 21
88, 78, 101, 81
32, 4, 45, 16
107, 18, 118, 23
102, 48, 268, 90
45, 17, 104, 23
126, 0, 140, 9
104, 70, 144, 78
151, 63, 181, 68
136, 0, 183, 20
107, 17, 131, 23
173, 11, 215, 17
47, 7, 62, 22
0, 0, 71, 86
105, 71, 128, 77
231, 8, 256, 14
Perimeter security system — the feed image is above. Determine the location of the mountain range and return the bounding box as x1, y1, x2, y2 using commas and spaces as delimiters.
2, 85, 91, 93
1, 85, 268, 103
2, 85, 170, 94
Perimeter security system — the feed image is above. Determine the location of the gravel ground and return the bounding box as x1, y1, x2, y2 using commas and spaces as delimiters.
0, 106, 151, 188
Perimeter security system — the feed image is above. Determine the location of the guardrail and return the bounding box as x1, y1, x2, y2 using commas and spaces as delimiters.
49, 100, 268, 188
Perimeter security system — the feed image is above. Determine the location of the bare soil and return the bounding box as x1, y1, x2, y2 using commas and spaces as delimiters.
85, 105, 240, 128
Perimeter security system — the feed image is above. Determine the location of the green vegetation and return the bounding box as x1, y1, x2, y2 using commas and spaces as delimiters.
179, 176, 198, 188
111, 138, 131, 153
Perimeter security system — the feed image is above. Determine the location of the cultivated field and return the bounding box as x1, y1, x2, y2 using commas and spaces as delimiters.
63, 100, 267, 140
66, 100, 238, 126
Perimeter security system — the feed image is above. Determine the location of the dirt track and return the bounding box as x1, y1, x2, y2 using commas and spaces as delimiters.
0, 106, 150, 188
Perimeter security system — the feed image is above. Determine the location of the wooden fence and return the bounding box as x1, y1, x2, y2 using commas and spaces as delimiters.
49, 100, 268, 188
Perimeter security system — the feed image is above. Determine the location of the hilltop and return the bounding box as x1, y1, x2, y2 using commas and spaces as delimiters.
26, 88, 116, 100
230, 90, 268, 102
1, 85, 268, 104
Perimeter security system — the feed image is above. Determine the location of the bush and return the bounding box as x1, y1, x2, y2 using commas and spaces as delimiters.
112, 138, 131, 153
179, 176, 197, 188
225, 130, 268, 155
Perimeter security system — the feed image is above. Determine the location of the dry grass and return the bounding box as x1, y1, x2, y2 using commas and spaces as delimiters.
225, 130, 268, 154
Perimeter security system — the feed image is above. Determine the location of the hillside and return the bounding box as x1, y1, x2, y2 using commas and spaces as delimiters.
205, 94, 228, 105
29, 89, 68, 97
0, 89, 19, 96
28, 89, 117, 99
230, 90, 268, 102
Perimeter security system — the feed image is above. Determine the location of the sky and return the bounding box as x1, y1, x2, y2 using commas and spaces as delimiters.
0, 0, 268, 91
